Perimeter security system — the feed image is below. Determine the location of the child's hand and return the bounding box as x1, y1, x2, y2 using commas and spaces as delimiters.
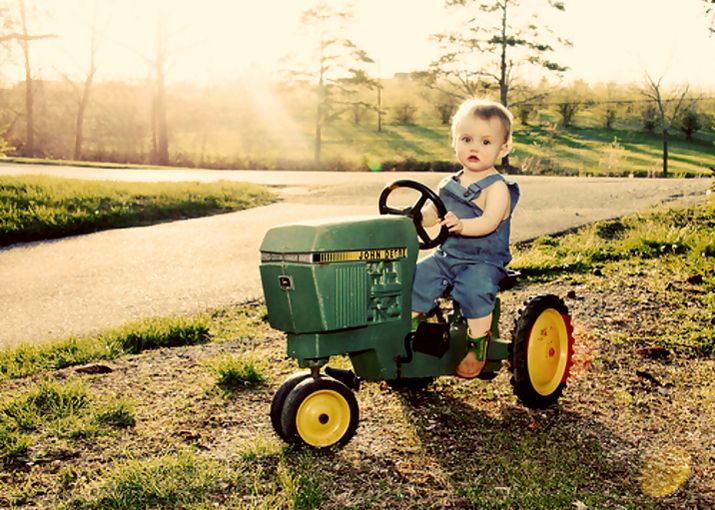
440, 211, 464, 234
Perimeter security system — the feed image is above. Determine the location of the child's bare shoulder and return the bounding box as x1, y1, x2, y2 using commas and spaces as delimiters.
485, 178, 508, 195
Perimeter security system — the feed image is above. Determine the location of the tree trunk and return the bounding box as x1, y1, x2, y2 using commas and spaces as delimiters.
152, 18, 169, 166
155, 64, 169, 165
74, 8, 98, 161
74, 71, 95, 160
499, 0, 511, 170
662, 129, 669, 178
74, 95, 87, 160
314, 56, 325, 166
19, 0, 34, 156
377, 85, 382, 132
314, 100, 322, 166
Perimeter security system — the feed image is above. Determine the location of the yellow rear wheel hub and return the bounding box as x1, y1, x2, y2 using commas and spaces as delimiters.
295, 389, 351, 447
527, 308, 569, 396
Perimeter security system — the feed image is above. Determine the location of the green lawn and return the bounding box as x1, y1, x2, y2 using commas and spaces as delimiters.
0, 175, 277, 246
168, 118, 714, 176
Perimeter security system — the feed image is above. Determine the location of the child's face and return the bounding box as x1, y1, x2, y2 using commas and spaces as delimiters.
453, 115, 511, 173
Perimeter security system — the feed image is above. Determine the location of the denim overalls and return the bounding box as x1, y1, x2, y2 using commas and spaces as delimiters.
411, 172, 520, 319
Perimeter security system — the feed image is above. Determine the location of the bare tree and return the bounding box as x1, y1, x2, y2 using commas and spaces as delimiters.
3, 0, 56, 156
287, 1, 376, 165
62, 2, 103, 160
150, 14, 169, 166
642, 73, 691, 177
705, 0, 714, 34
425, 0, 570, 167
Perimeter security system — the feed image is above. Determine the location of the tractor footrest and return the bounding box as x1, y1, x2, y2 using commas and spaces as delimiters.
325, 367, 361, 391
412, 321, 450, 358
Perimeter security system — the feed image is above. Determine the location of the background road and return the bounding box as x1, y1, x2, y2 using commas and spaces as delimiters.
0, 164, 710, 348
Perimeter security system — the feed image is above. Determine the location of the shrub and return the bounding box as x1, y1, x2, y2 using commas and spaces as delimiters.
679, 110, 702, 140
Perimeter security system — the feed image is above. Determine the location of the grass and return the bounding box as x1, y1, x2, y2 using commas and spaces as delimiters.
0, 378, 136, 466
64, 442, 316, 509
66, 449, 224, 510
205, 354, 268, 391
163, 114, 715, 176
0, 175, 277, 246
94, 400, 137, 429
0, 315, 213, 380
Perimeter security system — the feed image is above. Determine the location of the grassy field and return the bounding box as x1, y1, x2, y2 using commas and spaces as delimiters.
168, 113, 715, 177
1, 195, 712, 509
0, 175, 277, 246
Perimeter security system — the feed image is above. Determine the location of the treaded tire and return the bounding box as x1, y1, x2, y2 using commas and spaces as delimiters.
281, 375, 359, 449
270, 372, 312, 441
509, 294, 575, 409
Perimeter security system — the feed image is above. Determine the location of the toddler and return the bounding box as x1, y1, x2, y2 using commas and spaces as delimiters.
412, 98, 520, 378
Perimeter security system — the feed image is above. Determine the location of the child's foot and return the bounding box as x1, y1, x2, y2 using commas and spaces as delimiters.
456, 332, 489, 379
456, 352, 486, 379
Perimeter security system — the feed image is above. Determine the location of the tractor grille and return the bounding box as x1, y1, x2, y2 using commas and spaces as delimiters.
334, 265, 367, 328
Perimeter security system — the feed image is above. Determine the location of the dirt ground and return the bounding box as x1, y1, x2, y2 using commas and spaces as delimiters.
2, 266, 712, 509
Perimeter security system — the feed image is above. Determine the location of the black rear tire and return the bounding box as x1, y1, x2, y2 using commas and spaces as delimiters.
509, 294, 574, 409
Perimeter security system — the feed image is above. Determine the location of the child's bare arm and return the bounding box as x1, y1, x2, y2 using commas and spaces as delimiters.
440, 182, 510, 236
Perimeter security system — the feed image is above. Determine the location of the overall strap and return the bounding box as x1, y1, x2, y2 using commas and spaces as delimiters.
464, 173, 505, 199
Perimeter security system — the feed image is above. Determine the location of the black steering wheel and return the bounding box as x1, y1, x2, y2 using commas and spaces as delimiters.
378, 179, 449, 249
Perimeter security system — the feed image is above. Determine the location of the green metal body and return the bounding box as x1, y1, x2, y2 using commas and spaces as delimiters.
260, 215, 509, 382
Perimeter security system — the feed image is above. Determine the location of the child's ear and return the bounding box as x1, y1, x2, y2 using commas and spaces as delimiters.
498, 141, 512, 158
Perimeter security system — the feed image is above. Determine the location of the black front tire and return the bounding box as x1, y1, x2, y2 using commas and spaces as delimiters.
280, 375, 359, 449
270, 372, 311, 440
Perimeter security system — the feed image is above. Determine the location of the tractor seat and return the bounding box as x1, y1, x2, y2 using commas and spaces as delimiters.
439, 269, 521, 300
499, 269, 521, 291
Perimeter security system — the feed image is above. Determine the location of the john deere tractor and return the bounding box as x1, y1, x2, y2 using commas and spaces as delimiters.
260, 180, 575, 449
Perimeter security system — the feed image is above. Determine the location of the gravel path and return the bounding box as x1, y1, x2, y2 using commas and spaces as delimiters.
0, 164, 710, 348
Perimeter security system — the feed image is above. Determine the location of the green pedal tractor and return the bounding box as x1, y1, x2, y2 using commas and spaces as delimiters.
260, 180, 575, 449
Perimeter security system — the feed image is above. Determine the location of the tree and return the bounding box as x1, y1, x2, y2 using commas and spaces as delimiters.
426, 0, 570, 167
134, 5, 194, 166
642, 73, 691, 177
705, 0, 714, 34
2, 0, 56, 156
641, 104, 658, 134
679, 109, 702, 140
555, 80, 591, 128
62, 1, 104, 160
393, 102, 418, 125
288, 1, 376, 165
594, 82, 622, 129
150, 15, 169, 165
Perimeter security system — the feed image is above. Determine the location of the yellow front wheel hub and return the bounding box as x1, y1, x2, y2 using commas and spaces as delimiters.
527, 308, 569, 396
295, 389, 351, 448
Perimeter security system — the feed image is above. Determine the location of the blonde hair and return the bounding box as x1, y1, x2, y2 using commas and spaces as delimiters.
451, 98, 514, 147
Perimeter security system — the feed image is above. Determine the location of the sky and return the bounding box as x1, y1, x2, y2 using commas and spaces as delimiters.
5, 0, 715, 89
